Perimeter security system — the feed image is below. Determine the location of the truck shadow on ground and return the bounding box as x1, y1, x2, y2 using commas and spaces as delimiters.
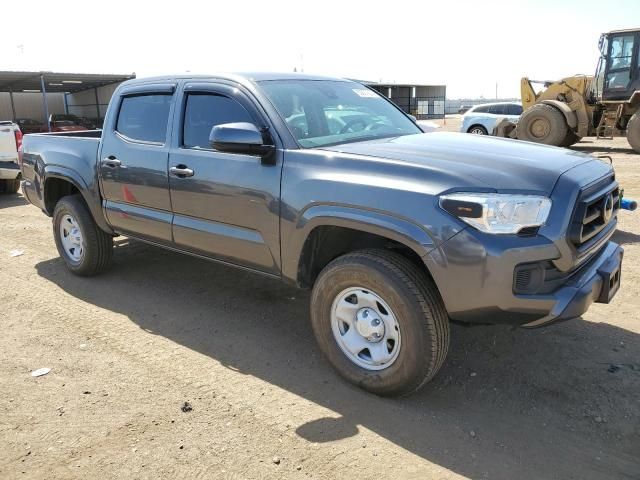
572, 144, 637, 155
35, 240, 640, 480
613, 229, 640, 246
0, 192, 28, 209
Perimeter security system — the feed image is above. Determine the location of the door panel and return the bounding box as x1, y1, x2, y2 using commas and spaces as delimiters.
168, 85, 281, 274
172, 215, 275, 269
99, 90, 174, 242
104, 200, 174, 241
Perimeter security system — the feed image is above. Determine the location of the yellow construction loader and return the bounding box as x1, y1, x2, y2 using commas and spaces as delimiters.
498, 29, 640, 152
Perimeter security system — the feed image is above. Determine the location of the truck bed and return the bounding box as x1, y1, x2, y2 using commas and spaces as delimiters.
36, 130, 103, 139
21, 131, 104, 221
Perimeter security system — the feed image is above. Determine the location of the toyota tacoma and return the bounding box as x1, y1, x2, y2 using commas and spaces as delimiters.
20, 73, 623, 396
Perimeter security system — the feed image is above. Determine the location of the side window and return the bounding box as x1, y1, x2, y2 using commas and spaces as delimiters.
183, 94, 253, 149
116, 94, 172, 143
474, 105, 489, 114
610, 35, 634, 69
606, 35, 635, 90
507, 104, 523, 115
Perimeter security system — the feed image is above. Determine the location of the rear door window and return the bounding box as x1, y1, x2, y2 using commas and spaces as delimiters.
506, 104, 523, 115
116, 94, 172, 143
182, 93, 253, 149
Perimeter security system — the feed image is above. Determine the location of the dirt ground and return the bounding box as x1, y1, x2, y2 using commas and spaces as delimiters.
1, 120, 639, 480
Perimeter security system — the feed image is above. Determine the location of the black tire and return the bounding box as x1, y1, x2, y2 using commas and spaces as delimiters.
627, 111, 640, 153
0, 178, 20, 194
310, 249, 449, 396
467, 125, 488, 135
52, 194, 113, 276
516, 103, 568, 146
560, 130, 581, 148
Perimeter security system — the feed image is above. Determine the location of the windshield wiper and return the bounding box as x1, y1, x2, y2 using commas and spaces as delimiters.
320, 133, 403, 148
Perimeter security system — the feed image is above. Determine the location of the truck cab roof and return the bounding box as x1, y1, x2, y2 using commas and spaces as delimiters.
120, 72, 354, 89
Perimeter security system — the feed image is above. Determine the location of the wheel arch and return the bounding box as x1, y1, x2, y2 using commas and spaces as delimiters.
540, 100, 578, 129
43, 166, 114, 234
289, 205, 436, 289
467, 123, 488, 134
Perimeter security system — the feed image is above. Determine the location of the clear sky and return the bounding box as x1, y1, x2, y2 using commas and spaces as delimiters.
1, 0, 638, 98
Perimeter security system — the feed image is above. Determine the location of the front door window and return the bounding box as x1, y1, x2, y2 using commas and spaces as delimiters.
606, 35, 635, 91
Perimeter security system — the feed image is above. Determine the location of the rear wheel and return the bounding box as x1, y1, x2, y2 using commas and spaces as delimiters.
53, 194, 113, 276
627, 111, 640, 153
0, 178, 20, 194
468, 125, 488, 135
517, 103, 568, 146
310, 249, 449, 396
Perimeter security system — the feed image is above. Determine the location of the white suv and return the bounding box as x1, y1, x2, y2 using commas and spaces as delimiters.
460, 102, 523, 135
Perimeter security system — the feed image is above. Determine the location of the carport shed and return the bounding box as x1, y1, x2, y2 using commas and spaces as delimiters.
0, 71, 135, 129
367, 83, 446, 119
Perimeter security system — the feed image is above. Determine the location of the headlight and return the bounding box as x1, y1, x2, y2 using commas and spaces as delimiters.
440, 193, 552, 234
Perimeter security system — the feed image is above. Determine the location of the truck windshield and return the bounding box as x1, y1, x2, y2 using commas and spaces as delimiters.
259, 80, 422, 148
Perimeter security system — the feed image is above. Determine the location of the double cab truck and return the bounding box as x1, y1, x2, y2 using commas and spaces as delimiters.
20, 73, 623, 396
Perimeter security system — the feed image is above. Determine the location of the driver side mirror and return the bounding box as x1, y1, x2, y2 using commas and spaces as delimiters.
210, 122, 275, 163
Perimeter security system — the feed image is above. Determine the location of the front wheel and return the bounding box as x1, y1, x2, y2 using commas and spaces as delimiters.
468, 125, 488, 135
53, 194, 113, 276
516, 103, 568, 146
560, 130, 581, 148
310, 250, 449, 396
628, 111, 640, 153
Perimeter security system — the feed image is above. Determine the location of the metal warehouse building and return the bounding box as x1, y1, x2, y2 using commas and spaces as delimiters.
0, 71, 135, 129
368, 83, 446, 120
0, 72, 447, 126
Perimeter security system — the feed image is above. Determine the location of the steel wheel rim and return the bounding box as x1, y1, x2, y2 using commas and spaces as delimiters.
330, 287, 401, 371
59, 214, 84, 262
530, 117, 550, 139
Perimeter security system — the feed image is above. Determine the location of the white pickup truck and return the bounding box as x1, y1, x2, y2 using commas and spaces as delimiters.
0, 121, 22, 194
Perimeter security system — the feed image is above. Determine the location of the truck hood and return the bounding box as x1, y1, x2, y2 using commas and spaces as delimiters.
321, 132, 595, 194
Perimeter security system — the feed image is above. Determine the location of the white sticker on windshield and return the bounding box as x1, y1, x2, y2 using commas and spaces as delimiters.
352, 89, 378, 98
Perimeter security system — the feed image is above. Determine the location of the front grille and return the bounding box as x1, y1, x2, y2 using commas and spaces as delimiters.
517, 226, 539, 237
568, 175, 619, 250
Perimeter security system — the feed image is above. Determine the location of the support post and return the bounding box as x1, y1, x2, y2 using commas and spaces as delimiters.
93, 87, 101, 125
40, 74, 51, 132
64, 93, 69, 115
9, 88, 16, 121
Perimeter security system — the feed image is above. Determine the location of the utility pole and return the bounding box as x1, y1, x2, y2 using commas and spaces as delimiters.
495, 82, 498, 100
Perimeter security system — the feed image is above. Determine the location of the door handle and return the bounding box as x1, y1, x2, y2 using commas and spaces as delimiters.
170, 165, 195, 177
101, 156, 122, 168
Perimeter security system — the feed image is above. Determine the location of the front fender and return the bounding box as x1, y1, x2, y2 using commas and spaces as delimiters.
541, 100, 578, 129
281, 203, 437, 284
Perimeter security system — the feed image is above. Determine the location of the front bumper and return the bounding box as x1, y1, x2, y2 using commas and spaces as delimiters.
424, 227, 623, 327
0, 161, 20, 180
521, 242, 622, 327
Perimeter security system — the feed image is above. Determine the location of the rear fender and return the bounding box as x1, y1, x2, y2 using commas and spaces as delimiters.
43, 165, 114, 234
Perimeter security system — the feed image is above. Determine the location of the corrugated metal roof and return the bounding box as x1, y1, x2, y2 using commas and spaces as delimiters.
0, 71, 136, 93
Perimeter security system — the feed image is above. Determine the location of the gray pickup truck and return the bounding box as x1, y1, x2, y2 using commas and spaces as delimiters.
21, 73, 623, 396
